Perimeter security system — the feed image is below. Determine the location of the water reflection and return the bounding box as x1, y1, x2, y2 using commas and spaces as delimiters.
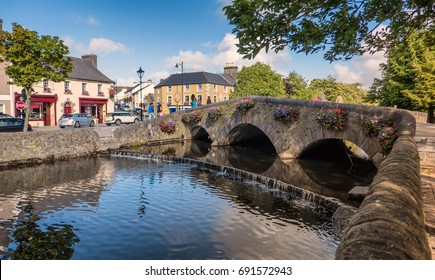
125, 140, 375, 204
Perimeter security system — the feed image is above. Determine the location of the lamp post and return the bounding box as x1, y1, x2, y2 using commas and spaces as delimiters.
136, 67, 144, 121
175, 62, 184, 111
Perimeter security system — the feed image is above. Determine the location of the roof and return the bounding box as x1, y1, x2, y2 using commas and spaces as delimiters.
66, 56, 114, 83
155, 71, 235, 88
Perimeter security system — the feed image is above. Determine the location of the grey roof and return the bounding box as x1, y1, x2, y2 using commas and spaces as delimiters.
155, 72, 234, 88
67, 56, 114, 83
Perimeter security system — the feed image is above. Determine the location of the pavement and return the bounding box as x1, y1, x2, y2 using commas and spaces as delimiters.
416, 123, 435, 259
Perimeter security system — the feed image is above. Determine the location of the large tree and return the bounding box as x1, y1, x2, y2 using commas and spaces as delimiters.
231, 62, 286, 98
367, 29, 435, 122
283, 71, 315, 100
0, 23, 72, 131
223, 0, 435, 61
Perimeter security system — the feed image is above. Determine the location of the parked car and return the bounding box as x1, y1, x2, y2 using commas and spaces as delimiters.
133, 107, 142, 115
59, 113, 95, 128
121, 105, 131, 111
0, 117, 32, 132
105, 112, 140, 126
0, 113, 14, 118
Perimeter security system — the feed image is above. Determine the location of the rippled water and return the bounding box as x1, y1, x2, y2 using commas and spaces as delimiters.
0, 157, 339, 260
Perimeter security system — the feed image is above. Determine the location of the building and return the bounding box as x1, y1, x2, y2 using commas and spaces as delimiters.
0, 19, 115, 126
154, 64, 237, 111
2, 54, 115, 127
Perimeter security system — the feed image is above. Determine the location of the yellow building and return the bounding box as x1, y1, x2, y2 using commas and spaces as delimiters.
154, 65, 237, 111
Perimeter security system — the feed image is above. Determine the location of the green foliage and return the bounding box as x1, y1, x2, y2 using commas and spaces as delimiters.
362, 117, 393, 138
366, 29, 435, 121
231, 62, 285, 98
283, 71, 315, 100
224, 0, 435, 61
377, 126, 398, 155
0, 22, 72, 131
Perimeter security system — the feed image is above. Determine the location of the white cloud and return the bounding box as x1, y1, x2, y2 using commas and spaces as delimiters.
74, 15, 100, 26
332, 51, 386, 89
63, 36, 130, 55
163, 33, 292, 76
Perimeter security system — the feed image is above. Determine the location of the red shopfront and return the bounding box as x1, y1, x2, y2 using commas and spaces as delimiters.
79, 97, 108, 124
14, 93, 57, 126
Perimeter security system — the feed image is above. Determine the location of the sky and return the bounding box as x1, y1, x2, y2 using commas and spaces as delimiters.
1, 0, 386, 89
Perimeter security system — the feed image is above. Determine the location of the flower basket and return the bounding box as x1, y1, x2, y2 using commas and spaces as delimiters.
316, 108, 347, 130
82, 90, 89, 96
362, 117, 392, 138
273, 105, 299, 123
159, 119, 176, 133
109, 89, 115, 95
208, 106, 224, 121
236, 98, 254, 114
64, 89, 72, 94
377, 126, 398, 155
182, 110, 202, 123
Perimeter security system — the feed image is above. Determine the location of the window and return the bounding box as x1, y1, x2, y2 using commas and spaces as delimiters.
214, 84, 218, 92
224, 96, 227, 101
29, 102, 43, 120
167, 96, 172, 105
82, 83, 87, 92
197, 94, 202, 104
213, 96, 217, 103
224, 86, 227, 93
98, 84, 102, 92
43, 79, 51, 92
168, 86, 172, 93
184, 95, 190, 105
64, 81, 70, 91
185, 85, 190, 92
197, 84, 203, 92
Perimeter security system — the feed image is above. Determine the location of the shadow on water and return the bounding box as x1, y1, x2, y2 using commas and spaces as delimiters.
126, 138, 377, 205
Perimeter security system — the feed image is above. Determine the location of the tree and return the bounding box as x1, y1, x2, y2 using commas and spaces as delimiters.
366, 29, 435, 122
231, 62, 286, 98
0, 23, 72, 131
223, 0, 435, 61
309, 76, 367, 104
283, 71, 315, 100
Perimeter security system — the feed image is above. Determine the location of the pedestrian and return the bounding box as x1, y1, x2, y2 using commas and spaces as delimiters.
335, 95, 343, 103
206, 96, 212, 104
148, 102, 155, 119
157, 102, 162, 116
191, 95, 197, 108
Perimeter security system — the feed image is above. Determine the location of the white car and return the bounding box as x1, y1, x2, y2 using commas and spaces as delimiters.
105, 112, 140, 126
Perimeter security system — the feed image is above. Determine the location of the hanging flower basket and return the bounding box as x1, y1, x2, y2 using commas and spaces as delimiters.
273, 105, 300, 123
208, 106, 224, 121
159, 119, 176, 133
377, 126, 398, 155
109, 88, 115, 95
236, 98, 254, 114
316, 108, 347, 130
362, 116, 393, 138
182, 110, 202, 123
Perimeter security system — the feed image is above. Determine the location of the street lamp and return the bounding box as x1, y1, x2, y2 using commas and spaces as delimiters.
175, 62, 184, 111
136, 67, 144, 121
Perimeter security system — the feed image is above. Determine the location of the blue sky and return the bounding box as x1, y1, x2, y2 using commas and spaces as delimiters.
1, 0, 385, 88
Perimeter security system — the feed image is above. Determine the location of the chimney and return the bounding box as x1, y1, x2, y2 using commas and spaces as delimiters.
82, 54, 97, 68
224, 62, 238, 79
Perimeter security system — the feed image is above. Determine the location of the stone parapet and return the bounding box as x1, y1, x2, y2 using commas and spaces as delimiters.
336, 112, 431, 259
0, 128, 100, 169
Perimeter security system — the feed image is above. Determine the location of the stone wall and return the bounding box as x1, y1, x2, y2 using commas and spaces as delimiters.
335, 110, 431, 259
0, 128, 100, 168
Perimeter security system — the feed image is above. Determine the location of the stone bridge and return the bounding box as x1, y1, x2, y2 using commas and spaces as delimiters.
113, 96, 430, 259
114, 96, 410, 167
